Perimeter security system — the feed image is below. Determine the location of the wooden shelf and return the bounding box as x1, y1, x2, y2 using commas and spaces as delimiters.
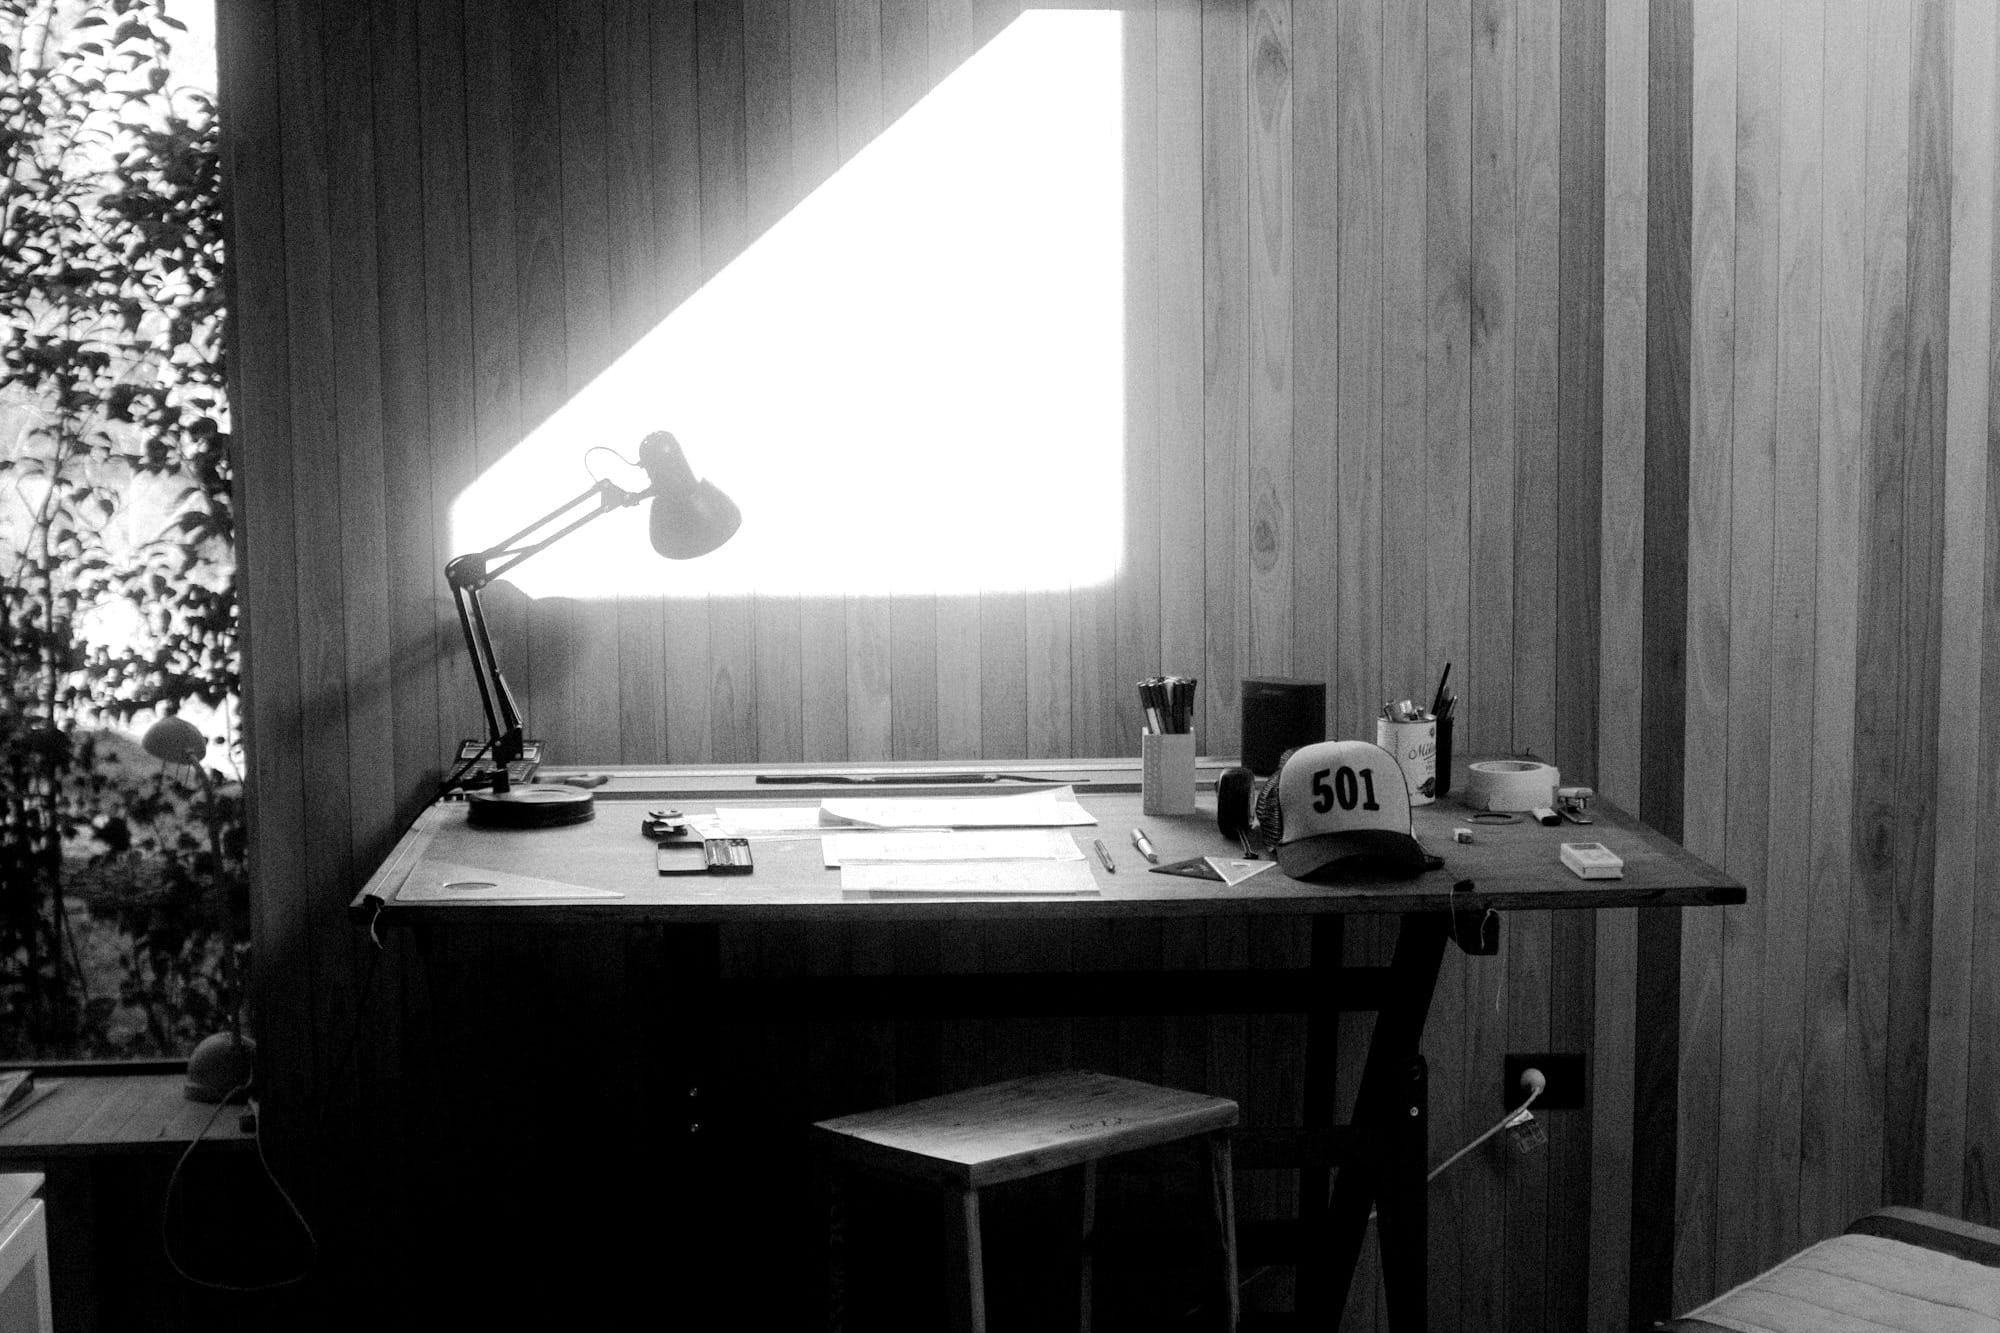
0, 1075, 253, 1162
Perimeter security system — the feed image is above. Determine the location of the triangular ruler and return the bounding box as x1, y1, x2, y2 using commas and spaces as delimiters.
1150, 855, 1223, 881
1208, 857, 1275, 886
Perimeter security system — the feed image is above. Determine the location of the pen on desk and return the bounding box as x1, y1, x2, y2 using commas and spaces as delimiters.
1093, 838, 1117, 873
1130, 827, 1159, 863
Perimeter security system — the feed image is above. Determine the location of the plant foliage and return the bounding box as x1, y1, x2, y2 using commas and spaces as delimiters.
1, 0, 239, 1057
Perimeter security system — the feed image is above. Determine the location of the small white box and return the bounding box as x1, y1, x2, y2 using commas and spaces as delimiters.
1559, 842, 1623, 880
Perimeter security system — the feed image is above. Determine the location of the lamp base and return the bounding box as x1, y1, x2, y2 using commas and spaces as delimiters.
466, 785, 596, 829
186, 1032, 256, 1103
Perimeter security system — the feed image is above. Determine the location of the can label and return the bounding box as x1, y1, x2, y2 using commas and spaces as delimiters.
1374, 718, 1438, 805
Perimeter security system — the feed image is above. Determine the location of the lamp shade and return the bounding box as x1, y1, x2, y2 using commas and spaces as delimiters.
638, 431, 741, 559
141, 715, 208, 766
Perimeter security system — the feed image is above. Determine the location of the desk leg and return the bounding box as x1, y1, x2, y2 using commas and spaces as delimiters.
1320, 912, 1448, 1331
1294, 914, 1343, 1324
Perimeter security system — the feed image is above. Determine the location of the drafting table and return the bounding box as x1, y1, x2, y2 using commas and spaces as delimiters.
353, 758, 1743, 1329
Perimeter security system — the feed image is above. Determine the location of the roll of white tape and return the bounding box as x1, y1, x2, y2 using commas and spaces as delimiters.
1464, 760, 1560, 813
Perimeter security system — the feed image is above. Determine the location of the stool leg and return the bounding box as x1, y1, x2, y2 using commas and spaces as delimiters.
1205, 1130, 1241, 1332
1071, 1160, 1099, 1333
942, 1186, 987, 1333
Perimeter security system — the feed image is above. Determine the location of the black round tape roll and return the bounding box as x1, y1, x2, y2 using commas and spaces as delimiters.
1217, 766, 1254, 839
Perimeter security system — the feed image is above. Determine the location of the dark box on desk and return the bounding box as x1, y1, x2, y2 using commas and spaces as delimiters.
1241, 677, 1326, 776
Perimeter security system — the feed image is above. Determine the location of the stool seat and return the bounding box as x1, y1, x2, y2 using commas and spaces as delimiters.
811, 1069, 1240, 1189
1666, 1207, 2000, 1332
813, 1070, 1241, 1332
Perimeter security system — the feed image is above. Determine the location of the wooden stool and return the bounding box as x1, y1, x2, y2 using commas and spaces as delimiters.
811, 1069, 1240, 1332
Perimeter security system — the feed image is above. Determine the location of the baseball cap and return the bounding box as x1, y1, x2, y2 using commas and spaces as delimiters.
1258, 741, 1441, 880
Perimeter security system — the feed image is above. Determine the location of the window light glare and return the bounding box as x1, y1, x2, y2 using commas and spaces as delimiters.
451, 9, 1125, 599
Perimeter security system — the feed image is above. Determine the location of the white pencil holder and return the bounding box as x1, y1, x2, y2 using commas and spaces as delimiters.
1141, 731, 1197, 816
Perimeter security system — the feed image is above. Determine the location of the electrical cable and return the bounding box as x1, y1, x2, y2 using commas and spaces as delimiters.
157, 940, 388, 1294
1360, 1067, 1547, 1224
160, 1064, 317, 1292
1425, 1067, 1546, 1183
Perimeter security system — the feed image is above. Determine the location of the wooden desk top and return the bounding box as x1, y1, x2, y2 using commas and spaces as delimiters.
354, 759, 1744, 925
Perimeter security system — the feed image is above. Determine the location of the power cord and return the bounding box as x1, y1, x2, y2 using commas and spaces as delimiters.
1360, 1066, 1547, 1224
161, 1062, 318, 1292
158, 938, 388, 1294
1425, 1066, 1546, 1182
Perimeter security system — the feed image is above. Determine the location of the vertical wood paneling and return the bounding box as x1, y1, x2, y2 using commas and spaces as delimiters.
931, 4, 983, 764
1882, 0, 1949, 1207
1549, 5, 1606, 1317
1424, 7, 1476, 1330
1798, 0, 1864, 1252
1120, 0, 1164, 764
1333, 0, 1382, 741
560, 2, 630, 768
609, 0, 670, 762
1922, 0, 1992, 1213
790, 0, 848, 762
1676, 0, 1733, 1306
274, 0, 342, 1091
1248, 0, 1292, 682
1592, 1, 1647, 1324
219, 0, 307, 1141
1424, 0, 1470, 716
1467, 0, 1517, 761
1157, 0, 1207, 723
1291, 0, 1333, 701
1203, 0, 1248, 753
1512, 0, 1558, 758
745, 0, 806, 763
222, 1, 2000, 1325
512, 0, 575, 764
1717, 0, 1774, 1289
1762, 0, 1822, 1267
1971, 311, 2000, 1222
1848, 0, 1912, 1231
1460, 18, 1522, 1319
1381, 0, 1429, 710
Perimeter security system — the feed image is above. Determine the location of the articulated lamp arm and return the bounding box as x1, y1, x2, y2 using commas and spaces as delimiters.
442, 433, 740, 796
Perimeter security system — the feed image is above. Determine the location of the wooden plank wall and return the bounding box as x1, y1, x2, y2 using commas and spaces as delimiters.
216, 0, 2000, 1326
1662, 0, 2000, 1316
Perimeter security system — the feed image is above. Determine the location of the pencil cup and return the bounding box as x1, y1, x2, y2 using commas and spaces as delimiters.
1142, 731, 1197, 816
1375, 717, 1438, 806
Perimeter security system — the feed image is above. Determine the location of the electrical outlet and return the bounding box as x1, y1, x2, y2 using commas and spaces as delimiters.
1504, 1053, 1584, 1111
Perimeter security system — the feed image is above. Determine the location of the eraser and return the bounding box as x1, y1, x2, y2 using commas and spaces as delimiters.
1532, 805, 1560, 826
1560, 841, 1624, 879
1452, 827, 1473, 844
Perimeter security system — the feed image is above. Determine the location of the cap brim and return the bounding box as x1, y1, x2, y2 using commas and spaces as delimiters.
1278, 829, 1437, 881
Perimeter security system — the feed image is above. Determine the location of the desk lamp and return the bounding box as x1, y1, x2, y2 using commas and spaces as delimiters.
444, 431, 740, 828
141, 713, 255, 1102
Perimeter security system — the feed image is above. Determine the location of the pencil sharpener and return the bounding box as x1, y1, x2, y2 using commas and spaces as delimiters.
641, 809, 690, 841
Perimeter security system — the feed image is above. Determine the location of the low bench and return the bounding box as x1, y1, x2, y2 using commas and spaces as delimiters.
0, 1073, 254, 1333
1665, 1207, 2000, 1332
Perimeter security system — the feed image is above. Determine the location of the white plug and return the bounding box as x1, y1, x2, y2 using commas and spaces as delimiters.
1519, 1066, 1547, 1103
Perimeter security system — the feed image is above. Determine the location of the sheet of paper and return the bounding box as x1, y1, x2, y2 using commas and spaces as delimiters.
397, 861, 625, 902
819, 787, 1095, 829
841, 858, 1101, 895
822, 828, 1085, 868
713, 805, 833, 836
